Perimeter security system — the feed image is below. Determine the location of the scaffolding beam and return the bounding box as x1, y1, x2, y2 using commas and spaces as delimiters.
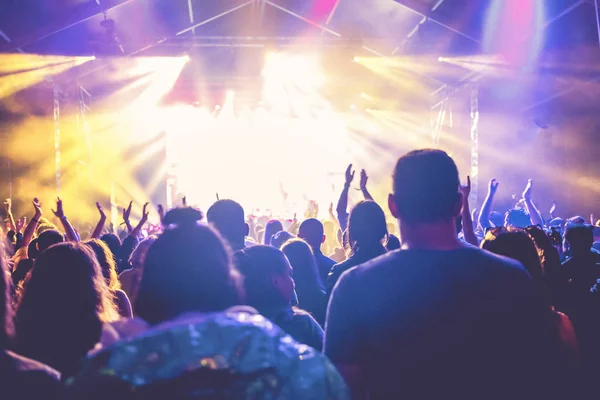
431, 0, 586, 98
0, 0, 138, 52
394, 0, 479, 55
470, 85, 479, 209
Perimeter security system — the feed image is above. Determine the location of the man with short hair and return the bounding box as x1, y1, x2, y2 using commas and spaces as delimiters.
325, 149, 559, 400
207, 200, 249, 252
298, 218, 336, 284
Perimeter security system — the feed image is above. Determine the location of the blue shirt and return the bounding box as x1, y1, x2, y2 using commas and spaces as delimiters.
325, 247, 558, 400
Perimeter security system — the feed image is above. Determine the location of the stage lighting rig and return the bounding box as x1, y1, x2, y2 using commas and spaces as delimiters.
99, 13, 124, 54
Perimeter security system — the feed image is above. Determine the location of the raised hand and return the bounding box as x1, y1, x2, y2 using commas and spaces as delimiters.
489, 179, 499, 194
549, 201, 556, 216
328, 202, 334, 214
32, 198, 42, 218
459, 176, 471, 202
140, 202, 150, 224
360, 169, 368, 190
16, 216, 26, 233
96, 202, 106, 219
522, 179, 533, 201
52, 197, 65, 219
4, 198, 11, 214
345, 164, 355, 186
122, 201, 132, 223
182, 197, 187, 207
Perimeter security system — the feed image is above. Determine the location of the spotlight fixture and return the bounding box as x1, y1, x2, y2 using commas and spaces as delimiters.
353, 56, 360, 62
99, 14, 124, 54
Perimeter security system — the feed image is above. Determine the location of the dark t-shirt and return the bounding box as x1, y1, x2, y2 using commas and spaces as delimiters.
325, 247, 557, 400
314, 251, 336, 285
267, 307, 324, 351
1, 350, 61, 400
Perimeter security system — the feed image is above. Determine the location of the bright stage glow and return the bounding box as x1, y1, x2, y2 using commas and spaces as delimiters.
0, 53, 95, 99
263, 52, 326, 88
162, 105, 350, 216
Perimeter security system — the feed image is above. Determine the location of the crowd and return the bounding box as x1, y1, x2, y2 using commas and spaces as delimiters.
2, 148, 600, 399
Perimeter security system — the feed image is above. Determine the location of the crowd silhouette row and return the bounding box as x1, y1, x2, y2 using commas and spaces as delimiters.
2, 149, 600, 399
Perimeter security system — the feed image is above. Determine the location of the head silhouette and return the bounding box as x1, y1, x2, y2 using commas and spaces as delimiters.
482, 228, 548, 306
128, 235, 157, 269
505, 209, 531, 228
390, 149, 461, 225
15, 242, 117, 373
136, 220, 243, 325
564, 224, 594, 256
84, 239, 120, 291
348, 200, 388, 255
298, 218, 325, 251
264, 220, 283, 245
206, 200, 249, 251
281, 239, 323, 290
386, 234, 401, 251
271, 230, 295, 249
100, 233, 121, 264
37, 230, 64, 253
234, 245, 295, 312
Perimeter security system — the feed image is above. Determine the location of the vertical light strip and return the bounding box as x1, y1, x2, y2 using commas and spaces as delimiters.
53, 85, 62, 194
470, 85, 479, 209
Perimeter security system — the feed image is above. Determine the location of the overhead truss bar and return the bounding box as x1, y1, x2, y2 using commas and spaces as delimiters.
187, 0, 196, 35
0, 28, 24, 53
431, 0, 586, 102
0, 0, 138, 52
177, 0, 254, 36
393, 0, 480, 56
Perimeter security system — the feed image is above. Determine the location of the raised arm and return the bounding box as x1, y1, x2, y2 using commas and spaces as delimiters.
287, 213, 299, 235
549, 201, 557, 221
479, 179, 499, 230
522, 179, 544, 227
15, 216, 26, 236
122, 201, 133, 234
328, 202, 340, 230
91, 202, 107, 239
459, 176, 479, 246
359, 169, 374, 202
4, 199, 16, 233
52, 197, 79, 242
130, 203, 149, 239
336, 164, 354, 232
21, 199, 42, 250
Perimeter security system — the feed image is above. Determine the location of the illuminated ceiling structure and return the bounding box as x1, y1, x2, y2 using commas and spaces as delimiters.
0, 0, 599, 111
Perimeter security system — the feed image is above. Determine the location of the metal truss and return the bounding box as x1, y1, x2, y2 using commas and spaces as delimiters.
524, 0, 600, 111
431, 0, 587, 106
0, 0, 137, 53
392, 0, 479, 56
